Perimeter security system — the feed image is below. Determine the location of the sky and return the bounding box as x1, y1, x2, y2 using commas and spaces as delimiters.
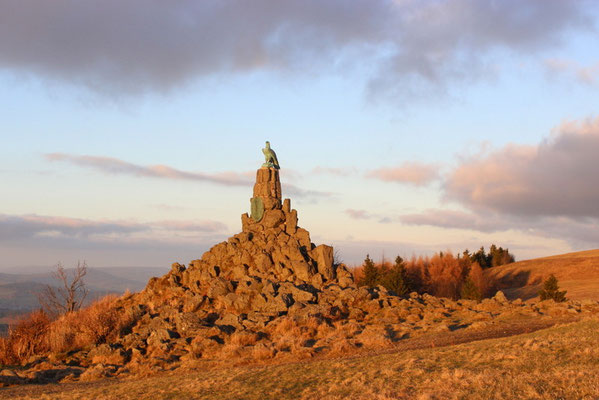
2, 0, 599, 269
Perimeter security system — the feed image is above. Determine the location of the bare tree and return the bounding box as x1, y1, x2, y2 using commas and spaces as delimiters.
38, 261, 89, 316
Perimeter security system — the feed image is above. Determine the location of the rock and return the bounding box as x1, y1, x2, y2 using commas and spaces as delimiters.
88, 344, 128, 365
262, 210, 285, 228
311, 273, 324, 288
335, 264, 354, 287
79, 364, 117, 382
295, 228, 311, 249
279, 282, 317, 303
0, 369, 23, 386
311, 244, 334, 280
259, 293, 291, 313
207, 277, 234, 298
174, 312, 205, 334
255, 253, 274, 271
147, 328, 178, 347
289, 260, 315, 281
222, 292, 252, 312
285, 209, 298, 235
215, 312, 242, 330
493, 291, 508, 304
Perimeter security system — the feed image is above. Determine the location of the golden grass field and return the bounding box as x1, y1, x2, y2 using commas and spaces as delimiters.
487, 249, 599, 301
2, 315, 598, 400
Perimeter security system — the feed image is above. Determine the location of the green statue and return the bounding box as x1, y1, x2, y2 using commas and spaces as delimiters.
262, 141, 280, 169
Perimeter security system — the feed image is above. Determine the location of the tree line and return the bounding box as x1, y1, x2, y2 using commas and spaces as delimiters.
354, 244, 516, 301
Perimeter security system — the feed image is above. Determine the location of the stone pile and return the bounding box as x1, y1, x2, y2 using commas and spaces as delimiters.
4, 165, 599, 386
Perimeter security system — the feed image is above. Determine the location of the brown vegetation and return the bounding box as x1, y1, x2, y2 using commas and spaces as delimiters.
354, 252, 494, 300
0, 296, 138, 366
2, 317, 598, 399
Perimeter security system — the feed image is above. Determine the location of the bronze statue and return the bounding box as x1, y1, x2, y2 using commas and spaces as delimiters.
262, 141, 280, 169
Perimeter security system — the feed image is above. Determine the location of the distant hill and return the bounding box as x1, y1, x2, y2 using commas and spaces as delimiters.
0, 266, 168, 312
485, 249, 599, 301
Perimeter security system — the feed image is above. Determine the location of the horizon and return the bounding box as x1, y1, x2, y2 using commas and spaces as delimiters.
2, 1, 599, 269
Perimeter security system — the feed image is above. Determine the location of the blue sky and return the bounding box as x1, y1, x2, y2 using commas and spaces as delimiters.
2, 0, 599, 269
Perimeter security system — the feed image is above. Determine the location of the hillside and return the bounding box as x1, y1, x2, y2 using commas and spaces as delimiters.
486, 249, 599, 301
2, 167, 599, 395
3, 317, 598, 399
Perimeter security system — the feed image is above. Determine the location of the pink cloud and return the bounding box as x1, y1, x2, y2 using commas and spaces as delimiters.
45, 153, 332, 201
445, 117, 599, 218
544, 58, 599, 86
345, 209, 372, 220
45, 153, 251, 186
312, 166, 357, 176
367, 162, 439, 186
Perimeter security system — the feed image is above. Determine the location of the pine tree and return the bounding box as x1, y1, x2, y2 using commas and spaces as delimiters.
460, 278, 482, 301
538, 274, 567, 302
359, 254, 379, 288
382, 256, 410, 297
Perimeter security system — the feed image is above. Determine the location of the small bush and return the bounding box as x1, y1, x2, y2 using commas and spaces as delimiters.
538, 274, 567, 302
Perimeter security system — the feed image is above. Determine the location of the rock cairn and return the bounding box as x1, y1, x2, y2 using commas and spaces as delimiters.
8, 158, 598, 384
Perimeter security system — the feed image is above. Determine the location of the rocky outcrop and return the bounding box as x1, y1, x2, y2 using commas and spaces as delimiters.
5, 166, 599, 385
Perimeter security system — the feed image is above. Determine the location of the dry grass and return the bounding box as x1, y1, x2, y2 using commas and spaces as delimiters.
4, 317, 598, 399
0, 295, 138, 366
0, 310, 51, 365
487, 248, 599, 301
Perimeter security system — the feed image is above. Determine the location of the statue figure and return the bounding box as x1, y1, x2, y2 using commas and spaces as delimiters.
262, 141, 280, 169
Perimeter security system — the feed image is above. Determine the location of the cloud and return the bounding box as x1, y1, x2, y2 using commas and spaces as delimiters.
311, 166, 357, 177
283, 183, 333, 201
0, 0, 592, 99
46, 152, 332, 201
400, 209, 507, 233
345, 209, 372, 220
444, 117, 599, 218
46, 153, 252, 186
345, 209, 394, 224
0, 214, 147, 241
400, 208, 599, 248
0, 213, 230, 267
0, 214, 227, 242
367, 162, 440, 186
544, 58, 599, 86
397, 117, 599, 248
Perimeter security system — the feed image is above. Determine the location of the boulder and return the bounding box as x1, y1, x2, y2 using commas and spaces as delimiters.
311, 244, 334, 280
289, 260, 315, 282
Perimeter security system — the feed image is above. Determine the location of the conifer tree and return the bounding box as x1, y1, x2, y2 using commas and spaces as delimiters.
460, 278, 482, 301
382, 255, 410, 297
359, 254, 379, 288
538, 274, 567, 302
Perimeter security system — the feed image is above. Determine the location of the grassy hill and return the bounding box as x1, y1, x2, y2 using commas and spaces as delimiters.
3, 317, 598, 399
486, 249, 599, 301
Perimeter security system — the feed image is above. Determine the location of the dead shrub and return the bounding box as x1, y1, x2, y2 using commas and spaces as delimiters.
0, 295, 138, 366
47, 297, 123, 352
0, 310, 51, 365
